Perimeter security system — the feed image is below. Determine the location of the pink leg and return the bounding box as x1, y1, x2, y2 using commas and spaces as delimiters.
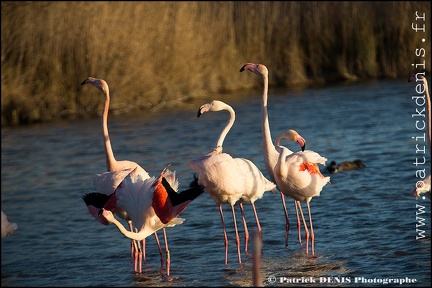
142, 238, 146, 263
137, 240, 142, 274
294, 200, 302, 246
238, 203, 250, 253
133, 239, 140, 273
163, 228, 170, 276
230, 204, 242, 264
219, 205, 229, 267
251, 202, 262, 237
133, 227, 143, 273
128, 221, 134, 264
280, 192, 289, 247
306, 202, 315, 256
296, 201, 309, 254
153, 231, 164, 273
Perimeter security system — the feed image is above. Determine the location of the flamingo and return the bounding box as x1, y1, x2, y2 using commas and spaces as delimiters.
240, 63, 309, 248
409, 74, 431, 200
274, 129, 311, 246
1, 211, 17, 238
189, 100, 276, 266
81, 77, 160, 272
82, 167, 156, 273
274, 129, 330, 255
99, 166, 205, 276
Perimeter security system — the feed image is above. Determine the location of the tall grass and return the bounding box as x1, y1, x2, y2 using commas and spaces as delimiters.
1, 1, 430, 126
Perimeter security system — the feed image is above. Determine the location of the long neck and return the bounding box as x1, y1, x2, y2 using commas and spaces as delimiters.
109, 217, 151, 241
216, 105, 235, 147
422, 76, 431, 151
261, 74, 277, 180
102, 91, 117, 171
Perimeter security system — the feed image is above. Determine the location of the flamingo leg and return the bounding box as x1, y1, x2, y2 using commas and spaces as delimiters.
280, 192, 290, 247
231, 204, 242, 264
133, 227, 143, 274
219, 205, 229, 267
306, 201, 315, 256
163, 228, 170, 276
294, 200, 302, 246
137, 239, 142, 274
132, 239, 140, 273
153, 231, 165, 274
142, 238, 146, 263
251, 202, 262, 237
238, 203, 250, 253
128, 221, 134, 264
296, 201, 310, 254
251, 202, 262, 261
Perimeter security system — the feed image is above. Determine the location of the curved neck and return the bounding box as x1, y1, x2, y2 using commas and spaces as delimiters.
102, 90, 117, 171
216, 105, 235, 147
277, 147, 289, 178
109, 217, 150, 241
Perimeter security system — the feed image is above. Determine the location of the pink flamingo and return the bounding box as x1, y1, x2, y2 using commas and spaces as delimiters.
1, 211, 18, 238
274, 129, 311, 245
189, 100, 276, 265
240, 63, 310, 248
100, 166, 204, 276
81, 77, 162, 272
409, 74, 431, 199
274, 129, 330, 255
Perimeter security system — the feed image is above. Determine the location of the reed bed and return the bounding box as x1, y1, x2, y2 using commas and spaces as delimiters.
1, 1, 430, 126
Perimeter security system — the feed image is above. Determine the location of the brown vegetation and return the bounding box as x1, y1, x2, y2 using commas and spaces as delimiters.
1, 1, 430, 126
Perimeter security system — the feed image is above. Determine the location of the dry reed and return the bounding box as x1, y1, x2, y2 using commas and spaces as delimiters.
1, 1, 430, 126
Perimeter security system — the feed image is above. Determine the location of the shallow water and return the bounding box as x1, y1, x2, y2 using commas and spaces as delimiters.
1, 79, 430, 287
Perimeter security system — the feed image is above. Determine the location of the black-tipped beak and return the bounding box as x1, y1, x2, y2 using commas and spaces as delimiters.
197, 109, 202, 118
239, 65, 246, 72
81, 79, 87, 86
98, 209, 103, 217
301, 144, 306, 152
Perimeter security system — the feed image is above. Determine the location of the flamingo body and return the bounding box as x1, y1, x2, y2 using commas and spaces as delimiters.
100, 166, 203, 240
275, 145, 330, 202
1, 211, 18, 238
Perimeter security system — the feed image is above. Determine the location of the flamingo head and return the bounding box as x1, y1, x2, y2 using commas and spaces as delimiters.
239, 63, 268, 78
81, 77, 109, 95
286, 129, 306, 151
197, 100, 230, 117
276, 129, 307, 151
98, 208, 115, 223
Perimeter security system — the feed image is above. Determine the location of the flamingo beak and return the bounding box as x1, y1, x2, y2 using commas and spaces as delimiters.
297, 137, 306, 151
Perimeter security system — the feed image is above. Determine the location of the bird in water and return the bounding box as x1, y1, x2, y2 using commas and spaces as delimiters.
326, 160, 366, 174
1, 211, 17, 238
99, 165, 205, 276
